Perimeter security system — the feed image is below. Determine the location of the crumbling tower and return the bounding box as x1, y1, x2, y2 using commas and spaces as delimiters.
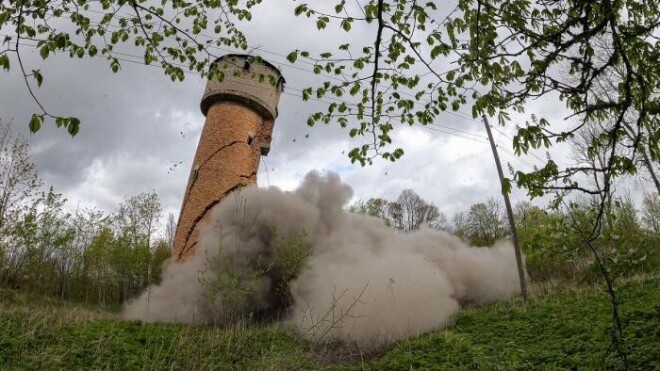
173, 54, 285, 260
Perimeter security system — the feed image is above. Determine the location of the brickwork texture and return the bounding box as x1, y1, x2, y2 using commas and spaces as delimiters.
173, 55, 284, 260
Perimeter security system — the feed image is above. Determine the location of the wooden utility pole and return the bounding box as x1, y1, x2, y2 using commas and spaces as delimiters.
482, 115, 528, 301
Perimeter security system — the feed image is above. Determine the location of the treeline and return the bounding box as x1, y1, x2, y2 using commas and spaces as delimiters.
0, 121, 173, 305
351, 189, 660, 282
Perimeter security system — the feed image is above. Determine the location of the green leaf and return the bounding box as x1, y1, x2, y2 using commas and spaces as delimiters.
341, 20, 351, 32
286, 51, 298, 63
316, 16, 329, 30
32, 70, 43, 87
350, 83, 360, 96
501, 178, 512, 195
55, 34, 67, 48
110, 58, 120, 73
0, 55, 9, 71
67, 117, 81, 136
40, 46, 49, 59
294, 4, 308, 16
29, 114, 42, 133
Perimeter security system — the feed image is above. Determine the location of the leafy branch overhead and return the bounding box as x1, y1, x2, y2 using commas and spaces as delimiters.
1, 0, 262, 135
285, 0, 658, 199
1, 0, 658, 202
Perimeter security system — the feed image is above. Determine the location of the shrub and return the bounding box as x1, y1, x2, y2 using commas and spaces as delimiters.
199, 228, 311, 324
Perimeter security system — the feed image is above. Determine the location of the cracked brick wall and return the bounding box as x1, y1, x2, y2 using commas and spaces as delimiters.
173, 55, 284, 261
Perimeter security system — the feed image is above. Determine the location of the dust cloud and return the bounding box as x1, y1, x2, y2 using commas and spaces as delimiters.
122, 171, 523, 348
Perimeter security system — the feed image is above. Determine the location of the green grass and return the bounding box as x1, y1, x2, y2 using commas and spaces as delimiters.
362, 277, 660, 370
1, 277, 658, 370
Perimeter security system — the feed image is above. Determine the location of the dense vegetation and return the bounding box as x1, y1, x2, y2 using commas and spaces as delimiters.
0, 115, 660, 305
2, 116, 658, 306
2, 275, 658, 370
0, 120, 173, 306
351, 191, 660, 283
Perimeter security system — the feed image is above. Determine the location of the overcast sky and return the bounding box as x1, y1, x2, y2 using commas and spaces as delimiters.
0, 1, 651, 229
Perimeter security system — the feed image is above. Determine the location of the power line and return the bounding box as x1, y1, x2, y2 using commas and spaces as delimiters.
497, 145, 537, 170
8, 37, 541, 166
11, 10, 537, 150
5, 36, 359, 108
41, 7, 457, 103
426, 121, 486, 140
488, 123, 547, 164
22, 6, 561, 163
429, 108, 548, 166
419, 124, 537, 171
421, 125, 489, 144
7, 30, 550, 170
48, 8, 346, 77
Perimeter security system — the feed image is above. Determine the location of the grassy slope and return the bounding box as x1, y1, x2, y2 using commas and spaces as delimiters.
1, 277, 658, 370
364, 277, 659, 370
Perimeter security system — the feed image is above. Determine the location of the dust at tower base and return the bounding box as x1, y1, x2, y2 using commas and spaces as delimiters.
172, 54, 285, 261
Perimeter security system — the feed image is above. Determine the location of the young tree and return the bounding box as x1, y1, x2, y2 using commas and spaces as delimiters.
110, 192, 162, 301
453, 211, 469, 240
150, 239, 171, 284
115, 191, 162, 248
584, 37, 660, 195
0, 120, 42, 287
350, 192, 447, 231
164, 212, 176, 252
513, 201, 544, 229
349, 197, 392, 226
34, 188, 76, 297
3, 187, 75, 295
388, 189, 447, 231
0, 120, 41, 230
82, 227, 115, 304
641, 193, 660, 234
462, 197, 506, 246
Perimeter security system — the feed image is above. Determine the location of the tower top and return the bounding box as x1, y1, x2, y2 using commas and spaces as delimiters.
200, 54, 285, 120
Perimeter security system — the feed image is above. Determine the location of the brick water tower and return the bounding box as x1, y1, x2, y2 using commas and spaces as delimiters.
173, 54, 285, 260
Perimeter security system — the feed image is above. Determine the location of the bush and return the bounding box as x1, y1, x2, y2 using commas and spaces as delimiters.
518, 197, 660, 283
199, 228, 311, 324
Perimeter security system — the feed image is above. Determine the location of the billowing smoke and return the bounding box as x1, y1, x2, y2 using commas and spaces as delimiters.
123, 171, 523, 348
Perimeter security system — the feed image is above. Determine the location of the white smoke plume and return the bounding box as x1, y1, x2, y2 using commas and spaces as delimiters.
122, 171, 523, 348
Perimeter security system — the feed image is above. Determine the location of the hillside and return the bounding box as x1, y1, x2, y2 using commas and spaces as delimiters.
1, 277, 658, 370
